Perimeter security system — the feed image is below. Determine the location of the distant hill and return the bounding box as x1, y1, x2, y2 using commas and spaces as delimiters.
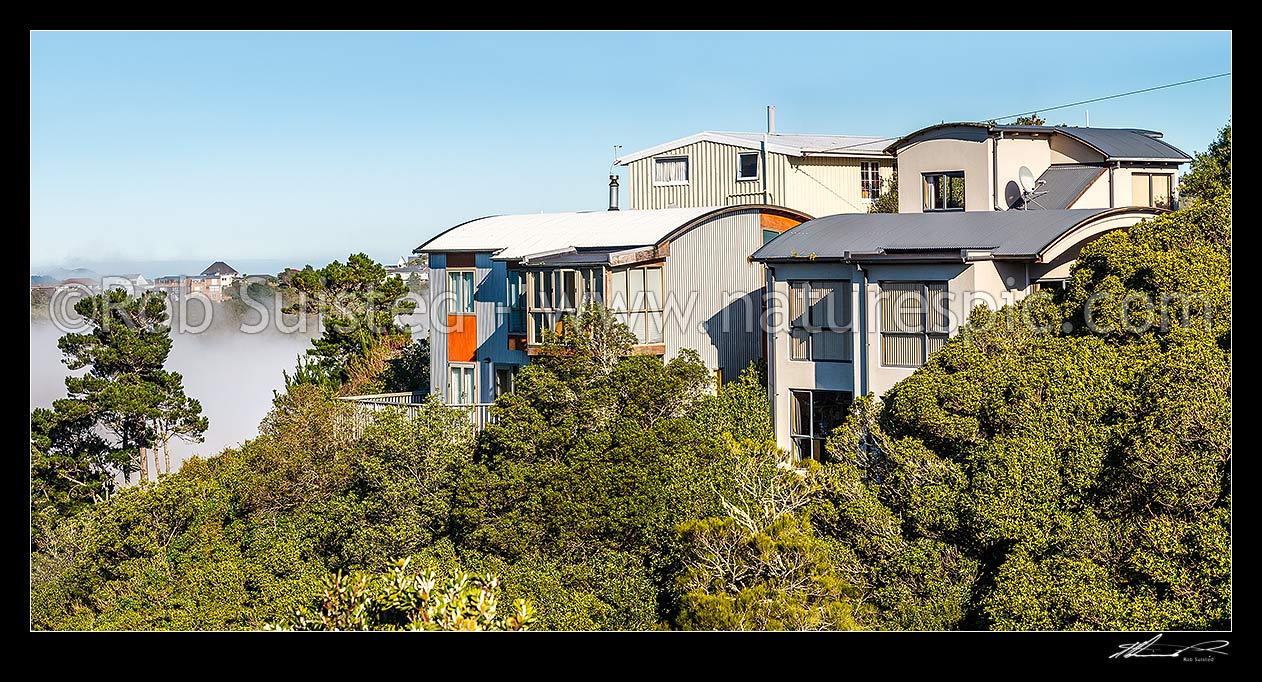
30, 275, 60, 285
32, 267, 101, 282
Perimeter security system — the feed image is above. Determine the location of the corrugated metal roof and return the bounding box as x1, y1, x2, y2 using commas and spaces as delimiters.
1016, 164, 1107, 210
887, 122, 1192, 162
416, 207, 719, 260
752, 208, 1159, 261
616, 131, 891, 164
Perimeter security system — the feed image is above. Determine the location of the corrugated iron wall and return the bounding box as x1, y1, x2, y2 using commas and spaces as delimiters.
626, 141, 789, 210
663, 208, 765, 380
474, 254, 529, 403
427, 253, 449, 401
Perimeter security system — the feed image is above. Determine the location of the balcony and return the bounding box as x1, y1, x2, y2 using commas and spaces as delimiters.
338, 392, 497, 431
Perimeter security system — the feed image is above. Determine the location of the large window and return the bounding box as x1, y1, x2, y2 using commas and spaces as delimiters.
653, 156, 689, 186
880, 282, 949, 368
448, 270, 475, 314
789, 280, 851, 362
1131, 172, 1173, 209
790, 390, 852, 461
506, 270, 526, 334
923, 172, 965, 211
610, 265, 664, 345
861, 161, 881, 200
737, 152, 759, 181
527, 268, 604, 344
449, 364, 476, 405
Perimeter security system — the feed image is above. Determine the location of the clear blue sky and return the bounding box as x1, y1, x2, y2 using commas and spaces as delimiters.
30, 30, 1232, 272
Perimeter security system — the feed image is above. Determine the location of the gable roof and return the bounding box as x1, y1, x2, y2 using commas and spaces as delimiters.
616, 131, 891, 165
201, 261, 239, 276
1014, 164, 1108, 210
751, 207, 1164, 262
416, 205, 811, 261
886, 122, 1192, 162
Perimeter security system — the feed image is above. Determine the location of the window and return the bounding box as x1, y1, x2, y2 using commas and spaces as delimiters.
737, 152, 759, 181
448, 270, 475, 314
880, 282, 949, 368
923, 172, 965, 211
1131, 173, 1173, 209
790, 390, 852, 461
494, 365, 517, 398
762, 229, 780, 245
527, 267, 604, 344
449, 364, 476, 405
653, 156, 689, 185
789, 281, 852, 362
506, 270, 526, 334
861, 162, 881, 200
610, 265, 664, 345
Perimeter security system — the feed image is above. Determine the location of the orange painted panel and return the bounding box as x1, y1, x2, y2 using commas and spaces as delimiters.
447, 315, 477, 362
760, 213, 802, 232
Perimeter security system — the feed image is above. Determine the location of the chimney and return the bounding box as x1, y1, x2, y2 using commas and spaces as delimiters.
767, 105, 776, 135
607, 174, 620, 211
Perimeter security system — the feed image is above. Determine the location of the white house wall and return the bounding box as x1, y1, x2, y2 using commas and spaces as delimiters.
894, 135, 994, 213
783, 157, 893, 218
994, 136, 1052, 209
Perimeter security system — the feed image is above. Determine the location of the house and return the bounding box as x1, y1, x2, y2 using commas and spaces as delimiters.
887, 123, 1191, 213
615, 119, 893, 217
201, 261, 240, 286
152, 274, 228, 302
153, 276, 184, 299
416, 204, 812, 407
750, 207, 1164, 460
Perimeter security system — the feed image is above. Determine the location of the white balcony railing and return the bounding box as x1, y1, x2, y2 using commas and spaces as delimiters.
338, 392, 497, 431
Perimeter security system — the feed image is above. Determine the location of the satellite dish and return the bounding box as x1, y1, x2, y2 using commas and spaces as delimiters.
1016, 165, 1048, 210
1018, 166, 1036, 193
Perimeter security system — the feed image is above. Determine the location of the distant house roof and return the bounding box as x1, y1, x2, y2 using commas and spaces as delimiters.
616, 131, 891, 165
416, 205, 811, 261
752, 207, 1164, 263
886, 123, 1192, 162
201, 261, 239, 276
1013, 164, 1107, 210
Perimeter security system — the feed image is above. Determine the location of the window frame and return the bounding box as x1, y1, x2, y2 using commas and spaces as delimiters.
789, 389, 852, 462
610, 263, 665, 345
879, 281, 950, 369
788, 280, 852, 363
1131, 172, 1174, 209
652, 156, 690, 187
526, 267, 605, 345
922, 171, 966, 211
506, 270, 527, 334
447, 269, 476, 315
860, 161, 881, 201
737, 151, 760, 182
448, 362, 477, 406
493, 364, 518, 398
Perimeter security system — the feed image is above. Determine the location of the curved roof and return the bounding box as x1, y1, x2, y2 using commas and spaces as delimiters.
751, 207, 1164, 263
885, 122, 1191, 162
416, 205, 811, 261
616, 131, 891, 164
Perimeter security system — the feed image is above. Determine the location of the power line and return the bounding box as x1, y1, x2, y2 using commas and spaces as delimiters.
813, 72, 1231, 154
989, 72, 1231, 122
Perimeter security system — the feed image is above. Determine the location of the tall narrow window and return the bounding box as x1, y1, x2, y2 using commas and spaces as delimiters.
653, 156, 689, 185
447, 270, 475, 313
922, 172, 965, 211
879, 282, 949, 368
737, 152, 759, 181
506, 270, 526, 334
861, 162, 881, 200
449, 364, 475, 405
790, 390, 852, 461
1131, 173, 1173, 209
611, 264, 664, 345
788, 280, 851, 362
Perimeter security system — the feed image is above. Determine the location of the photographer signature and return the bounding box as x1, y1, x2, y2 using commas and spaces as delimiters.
1111, 634, 1229, 660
